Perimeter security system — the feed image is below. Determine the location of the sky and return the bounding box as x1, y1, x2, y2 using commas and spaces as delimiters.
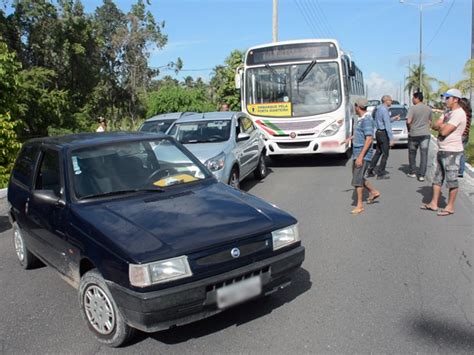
81, 0, 472, 103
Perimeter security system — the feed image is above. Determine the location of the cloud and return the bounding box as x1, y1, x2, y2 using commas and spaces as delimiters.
365, 72, 401, 101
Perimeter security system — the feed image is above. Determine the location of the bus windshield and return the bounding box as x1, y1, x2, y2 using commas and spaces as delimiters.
245, 62, 341, 118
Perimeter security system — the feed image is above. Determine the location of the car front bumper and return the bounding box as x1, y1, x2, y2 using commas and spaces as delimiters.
107, 245, 305, 333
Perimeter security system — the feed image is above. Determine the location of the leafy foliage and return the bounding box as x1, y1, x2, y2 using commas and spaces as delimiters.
147, 84, 214, 117
0, 112, 21, 187
210, 50, 244, 111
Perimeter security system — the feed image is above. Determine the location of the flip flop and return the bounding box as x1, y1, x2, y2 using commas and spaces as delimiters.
437, 210, 454, 216
351, 207, 364, 214
420, 204, 438, 211
367, 192, 381, 204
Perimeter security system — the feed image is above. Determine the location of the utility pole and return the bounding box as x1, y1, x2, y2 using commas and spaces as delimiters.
400, 0, 443, 94
273, 0, 278, 42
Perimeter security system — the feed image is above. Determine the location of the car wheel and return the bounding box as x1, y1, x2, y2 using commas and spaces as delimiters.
228, 167, 240, 189
79, 270, 135, 347
254, 153, 267, 180
13, 222, 39, 269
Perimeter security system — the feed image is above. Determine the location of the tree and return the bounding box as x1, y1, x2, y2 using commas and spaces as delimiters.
0, 40, 22, 187
454, 59, 474, 95
210, 50, 244, 110
146, 85, 214, 117
0, 113, 21, 187
404, 64, 435, 99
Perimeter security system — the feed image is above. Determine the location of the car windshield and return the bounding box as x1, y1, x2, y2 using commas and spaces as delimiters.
389, 107, 407, 120
245, 61, 341, 117
168, 120, 231, 144
70, 138, 211, 199
140, 120, 174, 133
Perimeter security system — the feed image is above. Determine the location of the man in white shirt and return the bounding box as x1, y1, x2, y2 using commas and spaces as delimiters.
421, 89, 467, 216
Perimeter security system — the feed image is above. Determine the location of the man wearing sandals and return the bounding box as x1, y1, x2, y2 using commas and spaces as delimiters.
346, 98, 380, 214
422, 88, 467, 216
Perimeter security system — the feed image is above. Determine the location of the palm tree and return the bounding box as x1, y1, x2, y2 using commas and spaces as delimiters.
454, 59, 474, 95
405, 64, 435, 98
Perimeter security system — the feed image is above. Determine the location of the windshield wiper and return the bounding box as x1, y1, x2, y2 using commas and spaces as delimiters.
265, 64, 286, 84
297, 60, 317, 83
80, 187, 165, 199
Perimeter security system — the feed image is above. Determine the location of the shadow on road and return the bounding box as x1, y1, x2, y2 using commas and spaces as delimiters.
0, 216, 11, 233
266, 154, 348, 168
407, 313, 474, 351
416, 185, 447, 207
138, 268, 312, 345
240, 168, 275, 192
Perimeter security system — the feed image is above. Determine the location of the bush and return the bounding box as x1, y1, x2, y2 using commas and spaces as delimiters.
0, 113, 21, 188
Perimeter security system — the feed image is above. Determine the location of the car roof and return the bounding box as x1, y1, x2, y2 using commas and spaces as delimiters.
173, 111, 241, 123
389, 104, 407, 109
24, 131, 168, 149
144, 112, 195, 122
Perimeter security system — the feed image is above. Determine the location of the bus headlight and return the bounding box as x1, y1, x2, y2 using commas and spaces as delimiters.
272, 224, 299, 250
319, 123, 341, 137
205, 152, 226, 172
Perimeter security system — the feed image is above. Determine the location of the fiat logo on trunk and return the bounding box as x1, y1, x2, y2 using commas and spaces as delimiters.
231, 248, 241, 258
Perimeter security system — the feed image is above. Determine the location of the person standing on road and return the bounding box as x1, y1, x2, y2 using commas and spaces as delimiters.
422, 89, 467, 216
366, 95, 397, 179
458, 98, 471, 178
346, 98, 380, 214
406, 92, 432, 182
220, 103, 230, 111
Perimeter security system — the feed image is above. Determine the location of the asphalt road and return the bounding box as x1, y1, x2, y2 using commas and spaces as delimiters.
0, 146, 473, 354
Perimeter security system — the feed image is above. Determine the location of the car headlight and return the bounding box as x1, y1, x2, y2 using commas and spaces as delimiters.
205, 152, 225, 172
129, 256, 193, 287
272, 224, 299, 251
319, 122, 341, 137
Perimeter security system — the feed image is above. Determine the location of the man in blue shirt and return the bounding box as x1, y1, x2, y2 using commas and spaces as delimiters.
346, 98, 380, 214
367, 95, 397, 179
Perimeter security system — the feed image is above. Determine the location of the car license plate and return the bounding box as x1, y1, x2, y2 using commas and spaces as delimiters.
216, 276, 262, 309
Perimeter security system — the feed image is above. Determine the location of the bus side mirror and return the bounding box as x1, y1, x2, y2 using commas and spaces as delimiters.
235, 68, 243, 89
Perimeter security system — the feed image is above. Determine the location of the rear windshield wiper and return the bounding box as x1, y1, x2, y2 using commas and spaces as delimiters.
297, 60, 317, 83
80, 188, 165, 199
265, 64, 286, 84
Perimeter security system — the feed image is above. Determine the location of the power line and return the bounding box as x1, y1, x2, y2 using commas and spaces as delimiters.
294, 0, 317, 37
301, 0, 323, 37
304, 0, 327, 37
426, 0, 456, 48
314, 0, 337, 39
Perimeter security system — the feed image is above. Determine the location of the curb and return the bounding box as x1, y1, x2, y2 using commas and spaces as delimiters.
0, 188, 6, 199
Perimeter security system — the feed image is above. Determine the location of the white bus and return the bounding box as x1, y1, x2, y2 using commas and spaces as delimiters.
236, 39, 365, 158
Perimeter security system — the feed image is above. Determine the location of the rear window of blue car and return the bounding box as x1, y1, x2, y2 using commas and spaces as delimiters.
12, 144, 39, 187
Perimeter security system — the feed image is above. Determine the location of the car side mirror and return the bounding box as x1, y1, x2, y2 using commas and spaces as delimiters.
237, 132, 250, 142
33, 190, 65, 207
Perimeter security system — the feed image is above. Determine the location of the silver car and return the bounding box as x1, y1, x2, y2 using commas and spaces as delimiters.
139, 112, 195, 133
389, 104, 408, 146
167, 112, 267, 188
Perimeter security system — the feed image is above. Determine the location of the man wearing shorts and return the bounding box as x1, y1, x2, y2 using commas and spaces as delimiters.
348, 98, 380, 214
422, 88, 467, 216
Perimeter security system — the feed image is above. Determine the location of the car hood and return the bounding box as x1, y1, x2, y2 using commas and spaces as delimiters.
183, 142, 229, 162
72, 182, 295, 263
391, 120, 407, 130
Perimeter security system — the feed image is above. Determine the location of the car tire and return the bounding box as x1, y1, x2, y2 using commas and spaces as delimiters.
13, 221, 39, 269
254, 153, 267, 180
228, 167, 240, 189
79, 269, 135, 347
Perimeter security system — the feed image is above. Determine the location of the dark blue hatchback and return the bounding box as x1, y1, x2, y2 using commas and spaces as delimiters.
7, 132, 305, 347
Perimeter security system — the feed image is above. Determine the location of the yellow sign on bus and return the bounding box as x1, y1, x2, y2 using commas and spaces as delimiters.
247, 102, 292, 117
